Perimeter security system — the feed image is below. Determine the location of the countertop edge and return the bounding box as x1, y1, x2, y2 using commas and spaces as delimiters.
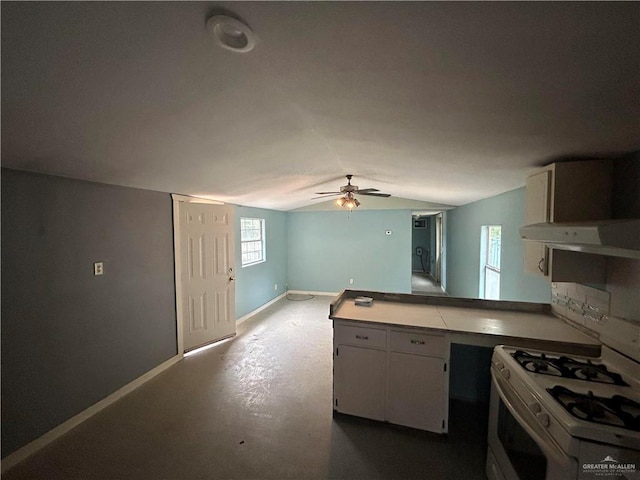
329, 290, 601, 357
330, 289, 551, 314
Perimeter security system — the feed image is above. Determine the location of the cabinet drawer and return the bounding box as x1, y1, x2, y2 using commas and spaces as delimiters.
334, 323, 387, 349
390, 330, 445, 357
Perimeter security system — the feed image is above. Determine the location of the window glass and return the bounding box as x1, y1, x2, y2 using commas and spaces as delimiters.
241, 218, 265, 266
480, 225, 501, 300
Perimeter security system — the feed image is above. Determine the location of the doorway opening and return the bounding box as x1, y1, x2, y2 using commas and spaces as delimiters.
411, 212, 446, 296
479, 225, 501, 300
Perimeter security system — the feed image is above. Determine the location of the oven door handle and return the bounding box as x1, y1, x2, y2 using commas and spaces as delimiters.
491, 370, 572, 467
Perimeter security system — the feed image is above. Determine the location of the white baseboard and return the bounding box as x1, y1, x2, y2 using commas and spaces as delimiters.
235, 292, 287, 325
1, 354, 182, 473
235, 291, 336, 327
287, 290, 339, 297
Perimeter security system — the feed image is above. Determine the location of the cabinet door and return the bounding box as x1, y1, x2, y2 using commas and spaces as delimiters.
524, 170, 551, 276
387, 352, 445, 432
334, 345, 386, 421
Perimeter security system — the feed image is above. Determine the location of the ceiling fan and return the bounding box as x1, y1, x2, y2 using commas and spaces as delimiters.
313, 174, 391, 209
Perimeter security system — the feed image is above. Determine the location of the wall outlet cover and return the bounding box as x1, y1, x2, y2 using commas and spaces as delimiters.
93, 262, 104, 276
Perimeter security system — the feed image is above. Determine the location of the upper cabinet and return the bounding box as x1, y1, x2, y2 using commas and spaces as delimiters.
523, 160, 613, 282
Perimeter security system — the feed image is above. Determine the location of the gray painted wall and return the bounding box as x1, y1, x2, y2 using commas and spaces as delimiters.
1, 169, 177, 458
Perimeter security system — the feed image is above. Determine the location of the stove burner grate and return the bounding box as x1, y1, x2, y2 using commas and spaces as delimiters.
547, 386, 640, 431
511, 351, 629, 386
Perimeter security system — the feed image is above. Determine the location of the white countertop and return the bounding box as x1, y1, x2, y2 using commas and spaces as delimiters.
331, 299, 600, 351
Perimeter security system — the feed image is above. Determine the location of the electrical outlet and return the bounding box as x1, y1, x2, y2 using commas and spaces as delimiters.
274, 284, 278, 290
349, 278, 354, 284
93, 262, 104, 276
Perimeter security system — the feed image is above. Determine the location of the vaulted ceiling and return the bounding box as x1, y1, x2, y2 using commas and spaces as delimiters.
2, 1, 639, 211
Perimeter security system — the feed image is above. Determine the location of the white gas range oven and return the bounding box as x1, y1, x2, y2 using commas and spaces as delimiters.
487, 345, 640, 480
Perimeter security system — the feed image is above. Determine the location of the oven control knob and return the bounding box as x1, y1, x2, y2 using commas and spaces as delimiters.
500, 368, 510, 379
536, 412, 550, 428
494, 361, 504, 370
528, 402, 541, 414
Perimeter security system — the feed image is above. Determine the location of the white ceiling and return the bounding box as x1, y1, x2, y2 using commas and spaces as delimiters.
2, 2, 639, 211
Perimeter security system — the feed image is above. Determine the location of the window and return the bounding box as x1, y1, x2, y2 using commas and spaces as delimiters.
240, 217, 265, 266
480, 225, 501, 300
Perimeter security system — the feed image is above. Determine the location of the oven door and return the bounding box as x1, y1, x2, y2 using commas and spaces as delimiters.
487, 369, 578, 480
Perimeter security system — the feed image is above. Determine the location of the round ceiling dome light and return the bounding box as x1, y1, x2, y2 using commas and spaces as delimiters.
206, 15, 256, 53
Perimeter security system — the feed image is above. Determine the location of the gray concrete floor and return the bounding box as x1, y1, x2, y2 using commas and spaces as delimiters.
411, 273, 448, 296
3, 295, 486, 480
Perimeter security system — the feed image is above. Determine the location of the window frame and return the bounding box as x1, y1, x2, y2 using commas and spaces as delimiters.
240, 217, 266, 267
480, 225, 502, 300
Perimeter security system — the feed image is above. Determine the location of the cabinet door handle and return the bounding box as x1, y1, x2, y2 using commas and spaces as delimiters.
538, 258, 545, 273
355, 335, 368, 340
410, 339, 425, 345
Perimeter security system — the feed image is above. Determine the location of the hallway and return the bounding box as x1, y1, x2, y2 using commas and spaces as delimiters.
411, 272, 448, 296
3, 296, 484, 480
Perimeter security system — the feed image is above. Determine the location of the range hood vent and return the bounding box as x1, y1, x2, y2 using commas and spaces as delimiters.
520, 219, 640, 259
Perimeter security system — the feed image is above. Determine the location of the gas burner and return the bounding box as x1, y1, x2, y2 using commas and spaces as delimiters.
573, 392, 606, 419
547, 386, 640, 431
511, 351, 629, 386
511, 351, 563, 376
557, 357, 629, 386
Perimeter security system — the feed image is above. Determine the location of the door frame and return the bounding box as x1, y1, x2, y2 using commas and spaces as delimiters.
435, 213, 443, 283
171, 194, 225, 355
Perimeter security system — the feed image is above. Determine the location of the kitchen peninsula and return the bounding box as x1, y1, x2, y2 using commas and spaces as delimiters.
329, 289, 601, 434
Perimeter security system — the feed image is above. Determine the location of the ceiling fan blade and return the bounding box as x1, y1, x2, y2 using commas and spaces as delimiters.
314, 191, 342, 195
312, 193, 342, 199
356, 188, 380, 193
358, 192, 391, 197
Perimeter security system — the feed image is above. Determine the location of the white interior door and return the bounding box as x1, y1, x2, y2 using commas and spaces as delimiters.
176, 200, 236, 352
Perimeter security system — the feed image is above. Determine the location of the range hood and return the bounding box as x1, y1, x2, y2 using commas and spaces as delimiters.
520, 219, 640, 259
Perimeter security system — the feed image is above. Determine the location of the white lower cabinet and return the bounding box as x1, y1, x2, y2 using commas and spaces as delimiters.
334, 345, 387, 421
333, 321, 449, 433
387, 352, 445, 432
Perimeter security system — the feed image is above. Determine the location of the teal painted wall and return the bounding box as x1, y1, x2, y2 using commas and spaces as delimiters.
235, 206, 288, 318
236, 187, 549, 318
445, 187, 550, 302
287, 210, 412, 294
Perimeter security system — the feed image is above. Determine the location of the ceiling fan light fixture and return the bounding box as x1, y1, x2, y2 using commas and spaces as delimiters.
314, 175, 389, 209
343, 193, 360, 210
206, 15, 256, 53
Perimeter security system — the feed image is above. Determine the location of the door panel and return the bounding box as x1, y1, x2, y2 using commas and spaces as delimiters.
388, 352, 444, 432
178, 202, 235, 352
524, 170, 551, 276
334, 345, 387, 421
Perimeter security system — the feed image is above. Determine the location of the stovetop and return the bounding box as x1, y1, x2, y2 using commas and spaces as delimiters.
493, 345, 640, 447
